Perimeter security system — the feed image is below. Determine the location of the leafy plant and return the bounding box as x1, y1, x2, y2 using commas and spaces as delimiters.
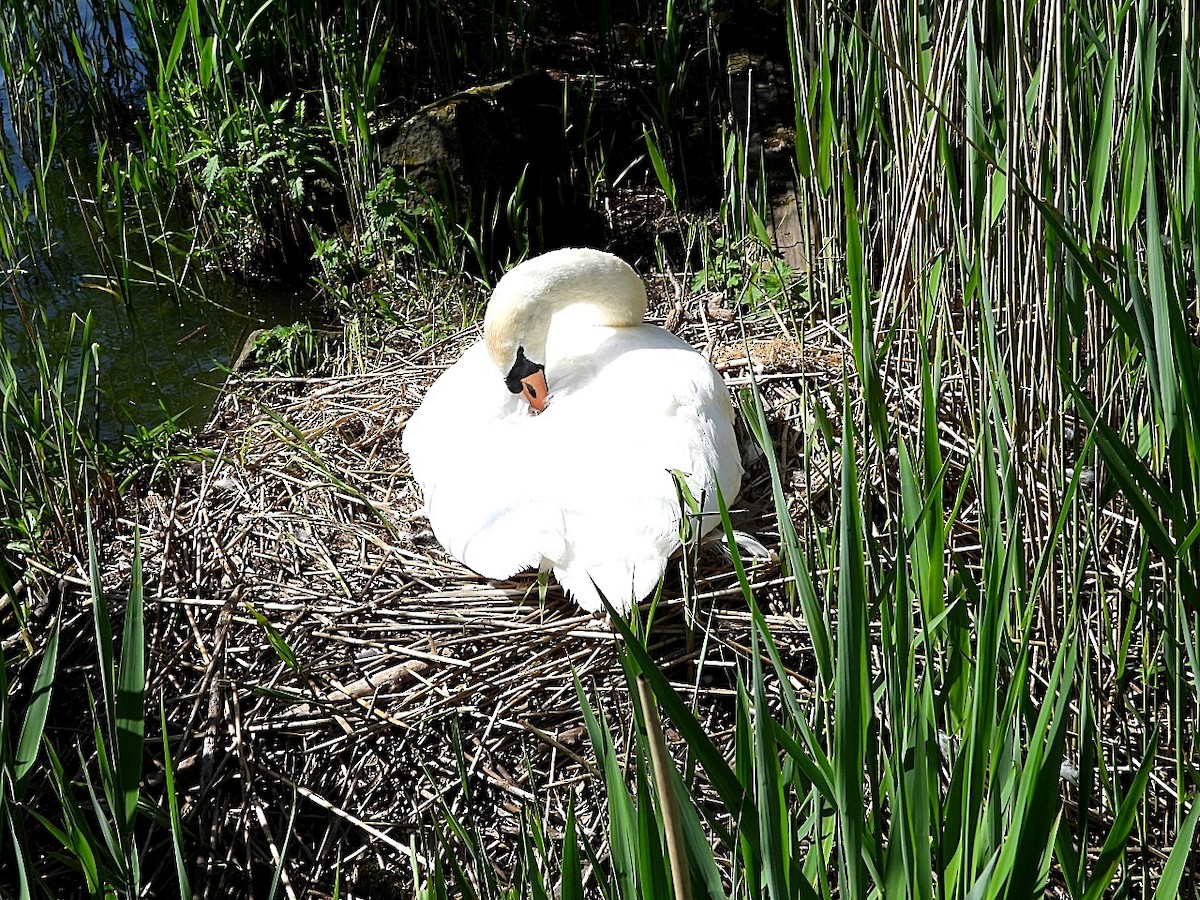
0, 311, 100, 561
690, 236, 800, 313
1, 521, 190, 897
250, 322, 321, 377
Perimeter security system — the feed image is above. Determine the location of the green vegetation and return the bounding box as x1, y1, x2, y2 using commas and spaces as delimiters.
1, 0, 1198, 897
247, 323, 321, 377
2, 520, 164, 895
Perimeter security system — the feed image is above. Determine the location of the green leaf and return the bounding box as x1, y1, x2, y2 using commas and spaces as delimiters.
161, 698, 193, 900
243, 600, 301, 673
1087, 56, 1118, 234
844, 172, 887, 447
1065, 384, 1177, 556
833, 391, 871, 897
78, 746, 125, 871
14, 621, 59, 794
667, 762, 732, 900
1151, 798, 1200, 900
163, 6, 192, 81
816, 42, 834, 192
266, 795, 298, 900
643, 127, 677, 210
994, 638, 1077, 899
574, 675, 638, 900
560, 801, 584, 900
602, 609, 764, 858
116, 533, 146, 844
1081, 732, 1159, 900
4, 812, 33, 900
750, 628, 792, 900
739, 386, 833, 686
634, 748, 671, 900
1140, 172, 1179, 433
42, 742, 107, 893
88, 507, 116, 723
635, 675, 693, 900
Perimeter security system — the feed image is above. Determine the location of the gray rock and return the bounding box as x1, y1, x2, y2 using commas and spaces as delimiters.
377, 72, 571, 205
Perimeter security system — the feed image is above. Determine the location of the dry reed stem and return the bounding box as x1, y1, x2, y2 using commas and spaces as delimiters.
65, 259, 1182, 893
67, 293, 841, 895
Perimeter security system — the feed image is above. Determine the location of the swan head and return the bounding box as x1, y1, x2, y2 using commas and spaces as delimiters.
484, 248, 648, 412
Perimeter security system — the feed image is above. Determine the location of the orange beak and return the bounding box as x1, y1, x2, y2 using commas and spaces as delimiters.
520, 370, 549, 413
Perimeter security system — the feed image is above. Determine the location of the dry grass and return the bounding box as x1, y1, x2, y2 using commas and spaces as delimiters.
4, 1, 1198, 896
22, 252, 1196, 895
54, 282, 835, 897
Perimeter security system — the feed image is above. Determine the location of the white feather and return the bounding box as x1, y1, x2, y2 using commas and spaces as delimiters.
402, 249, 742, 614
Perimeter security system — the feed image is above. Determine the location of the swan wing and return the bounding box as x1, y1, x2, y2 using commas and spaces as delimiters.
538, 326, 743, 612
403, 342, 567, 579
403, 326, 742, 613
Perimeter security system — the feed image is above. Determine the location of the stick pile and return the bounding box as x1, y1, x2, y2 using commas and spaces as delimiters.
107, 304, 839, 897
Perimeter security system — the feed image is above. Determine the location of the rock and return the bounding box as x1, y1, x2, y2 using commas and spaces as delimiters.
377, 71, 573, 215
372, 71, 605, 265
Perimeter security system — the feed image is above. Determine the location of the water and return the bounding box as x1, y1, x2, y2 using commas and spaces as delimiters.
0, 129, 305, 442
0, 2, 308, 442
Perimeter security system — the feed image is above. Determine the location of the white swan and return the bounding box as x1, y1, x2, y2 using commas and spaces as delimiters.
402, 248, 742, 614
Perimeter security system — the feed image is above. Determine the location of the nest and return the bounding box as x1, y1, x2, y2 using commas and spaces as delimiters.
102, 293, 846, 898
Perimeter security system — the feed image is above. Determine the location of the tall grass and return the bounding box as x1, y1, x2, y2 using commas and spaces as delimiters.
0, 308, 97, 562
0, 518, 197, 896
415, 1, 1199, 897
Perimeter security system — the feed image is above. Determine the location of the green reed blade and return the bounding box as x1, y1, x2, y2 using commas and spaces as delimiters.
1150, 796, 1200, 900
13, 621, 58, 795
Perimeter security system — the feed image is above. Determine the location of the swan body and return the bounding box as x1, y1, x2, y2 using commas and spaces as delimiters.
402, 248, 742, 614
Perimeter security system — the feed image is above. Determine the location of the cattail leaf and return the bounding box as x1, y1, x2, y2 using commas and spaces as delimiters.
160, 699, 193, 900
1065, 384, 1177, 555
739, 386, 832, 686
1087, 55, 1118, 234
560, 801, 584, 900
115, 532, 146, 844
573, 674, 638, 900
833, 391, 871, 896
603, 607, 765, 861
14, 621, 59, 793
1151, 797, 1200, 900
1080, 732, 1159, 900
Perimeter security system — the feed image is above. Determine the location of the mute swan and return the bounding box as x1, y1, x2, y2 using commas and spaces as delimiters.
402, 248, 742, 614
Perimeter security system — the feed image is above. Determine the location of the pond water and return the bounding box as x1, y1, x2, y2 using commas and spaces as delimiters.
0, 3, 307, 444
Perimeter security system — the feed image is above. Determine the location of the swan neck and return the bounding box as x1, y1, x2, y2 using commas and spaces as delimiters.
484, 249, 647, 373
